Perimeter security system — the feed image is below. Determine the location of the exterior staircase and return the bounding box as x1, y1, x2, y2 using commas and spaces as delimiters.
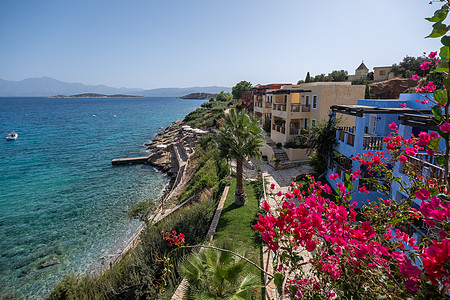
265, 137, 289, 162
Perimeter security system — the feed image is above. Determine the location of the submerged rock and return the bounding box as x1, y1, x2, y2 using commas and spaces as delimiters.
39, 256, 61, 269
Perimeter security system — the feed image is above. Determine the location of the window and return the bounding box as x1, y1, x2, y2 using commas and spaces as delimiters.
312, 95, 318, 109
284, 95, 288, 103
305, 95, 310, 106
311, 119, 316, 127
380, 70, 386, 76
304, 118, 309, 129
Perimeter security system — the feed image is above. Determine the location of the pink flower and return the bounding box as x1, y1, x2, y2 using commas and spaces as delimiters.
388, 122, 398, 130
359, 186, 369, 193
426, 148, 435, 156
405, 147, 417, 156
277, 191, 282, 197
306, 240, 317, 252
415, 188, 430, 201
329, 173, 339, 180
429, 51, 438, 59
270, 183, 275, 190
400, 102, 407, 108
440, 122, 450, 133
405, 280, 419, 294
430, 132, 439, 139
412, 74, 420, 81
420, 62, 430, 70
421, 99, 429, 104
418, 132, 431, 146
262, 201, 271, 212
399, 155, 407, 163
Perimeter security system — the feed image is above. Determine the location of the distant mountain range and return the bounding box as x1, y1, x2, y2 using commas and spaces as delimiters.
0, 77, 231, 97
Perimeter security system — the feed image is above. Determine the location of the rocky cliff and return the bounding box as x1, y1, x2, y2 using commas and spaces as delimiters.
369, 78, 418, 99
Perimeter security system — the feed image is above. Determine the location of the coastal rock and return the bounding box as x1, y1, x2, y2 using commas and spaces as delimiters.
148, 151, 172, 172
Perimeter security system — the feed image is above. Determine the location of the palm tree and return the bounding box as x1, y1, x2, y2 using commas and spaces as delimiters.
217, 109, 264, 205
180, 248, 260, 299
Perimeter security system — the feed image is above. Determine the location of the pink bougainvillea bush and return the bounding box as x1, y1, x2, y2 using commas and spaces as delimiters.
253, 1, 450, 298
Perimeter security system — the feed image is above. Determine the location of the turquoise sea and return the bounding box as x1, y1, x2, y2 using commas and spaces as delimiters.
0, 97, 204, 299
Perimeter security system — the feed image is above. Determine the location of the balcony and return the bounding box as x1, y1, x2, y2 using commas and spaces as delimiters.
337, 127, 356, 147
273, 103, 286, 111
362, 136, 384, 150
272, 124, 286, 134
402, 154, 446, 183
290, 104, 311, 112
254, 102, 263, 108
336, 126, 384, 150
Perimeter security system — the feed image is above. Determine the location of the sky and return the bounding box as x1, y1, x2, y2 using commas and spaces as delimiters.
0, 0, 445, 89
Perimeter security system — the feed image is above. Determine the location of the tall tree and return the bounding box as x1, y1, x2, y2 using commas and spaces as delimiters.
232, 81, 252, 100
329, 70, 348, 81
390, 55, 430, 78
216, 91, 233, 102
305, 72, 312, 83
217, 109, 264, 205
365, 84, 371, 99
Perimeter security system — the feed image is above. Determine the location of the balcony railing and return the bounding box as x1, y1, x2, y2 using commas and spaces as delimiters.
272, 124, 286, 134
254, 102, 263, 108
265, 101, 272, 108
347, 133, 355, 146
336, 126, 356, 132
273, 103, 286, 111
363, 136, 384, 150
402, 154, 446, 183
337, 128, 355, 146
290, 104, 311, 112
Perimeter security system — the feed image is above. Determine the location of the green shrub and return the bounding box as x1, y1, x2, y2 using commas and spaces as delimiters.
309, 151, 327, 174
250, 177, 265, 201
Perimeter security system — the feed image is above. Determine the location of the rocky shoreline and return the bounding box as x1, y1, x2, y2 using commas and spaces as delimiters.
144, 118, 201, 205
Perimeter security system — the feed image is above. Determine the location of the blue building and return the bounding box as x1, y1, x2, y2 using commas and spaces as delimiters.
327, 93, 433, 207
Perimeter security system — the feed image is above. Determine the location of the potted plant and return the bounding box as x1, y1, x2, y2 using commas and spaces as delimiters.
273, 157, 280, 170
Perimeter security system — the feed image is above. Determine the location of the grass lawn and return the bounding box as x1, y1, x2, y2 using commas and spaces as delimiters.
213, 177, 263, 298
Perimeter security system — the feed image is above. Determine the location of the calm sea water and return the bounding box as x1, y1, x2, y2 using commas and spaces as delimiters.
0, 97, 204, 299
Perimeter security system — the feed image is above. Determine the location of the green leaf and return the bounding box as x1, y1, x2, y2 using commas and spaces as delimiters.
345, 173, 351, 181
432, 105, 444, 121
444, 78, 450, 89
438, 128, 450, 140
436, 155, 446, 166
428, 136, 441, 151
434, 46, 450, 72
430, 187, 439, 197
426, 22, 450, 38
434, 90, 447, 105
273, 272, 284, 294
440, 45, 450, 62
426, 8, 449, 23
442, 35, 450, 47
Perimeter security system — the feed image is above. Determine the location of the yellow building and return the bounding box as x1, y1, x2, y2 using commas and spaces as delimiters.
263, 82, 365, 145
373, 66, 395, 81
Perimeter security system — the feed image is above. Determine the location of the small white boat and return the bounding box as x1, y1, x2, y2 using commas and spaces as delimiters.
6, 131, 18, 140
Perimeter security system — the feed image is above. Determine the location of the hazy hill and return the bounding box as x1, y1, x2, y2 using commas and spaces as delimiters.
0, 77, 143, 97
0, 77, 231, 97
